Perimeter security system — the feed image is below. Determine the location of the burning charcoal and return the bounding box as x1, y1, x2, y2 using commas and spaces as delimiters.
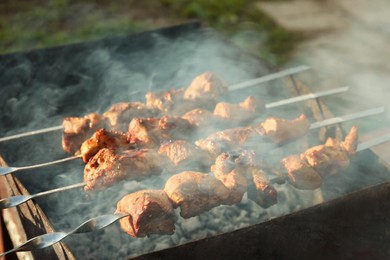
62, 113, 105, 153
80, 128, 134, 163
84, 148, 165, 191
164, 171, 230, 218
115, 190, 175, 237
255, 114, 310, 145
211, 152, 249, 205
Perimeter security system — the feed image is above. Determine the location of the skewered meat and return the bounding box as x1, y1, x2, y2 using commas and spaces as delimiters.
181, 108, 218, 128
145, 72, 228, 115
158, 140, 212, 171
195, 126, 257, 158
164, 171, 230, 218
303, 126, 358, 177
115, 190, 175, 237
84, 148, 165, 191
247, 167, 278, 208
80, 128, 134, 163
281, 154, 323, 190
62, 113, 104, 153
145, 88, 190, 113
128, 116, 194, 147
255, 114, 310, 144
214, 96, 265, 123
210, 152, 249, 205
184, 72, 228, 102
103, 102, 157, 132
281, 126, 358, 189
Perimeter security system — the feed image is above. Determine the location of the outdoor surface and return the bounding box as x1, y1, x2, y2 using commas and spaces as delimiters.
1, 1, 389, 128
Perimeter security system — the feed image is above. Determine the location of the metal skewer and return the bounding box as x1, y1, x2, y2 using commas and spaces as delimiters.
0, 84, 347, 146
1, 132, 390, 258
0, 88, 350, 177
0, 155, 81, 176
0, 65, 310, 143
0, 106, 384, 209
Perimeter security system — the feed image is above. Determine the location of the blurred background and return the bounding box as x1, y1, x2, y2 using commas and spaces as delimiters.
1, 0, 389, 124
0, 0, 303, 65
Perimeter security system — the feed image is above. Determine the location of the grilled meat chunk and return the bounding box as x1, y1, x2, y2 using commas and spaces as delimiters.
247, 167, 278, 208
84, 148, 165, 191
302, 126, 358, 178
211, 152, 249, 205
281, 154, 323, 190
184, 72, 228, 103
128, 116, 194, 147
145, 88, 192, 114
116, 190, 175, 237
103, 102, 157, 132
80, 128, 134, 163
164, 171, 230, 218
256, 114, 310, 144
195, 126, 256, 158
181, 108, 216, 128
281, 126, 358, 189
214, 96, 265, 124
62, 113, 104, 153
159, 140, 212, 171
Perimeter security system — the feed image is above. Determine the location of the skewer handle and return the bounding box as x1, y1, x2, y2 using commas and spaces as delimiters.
0, 214, 126, 258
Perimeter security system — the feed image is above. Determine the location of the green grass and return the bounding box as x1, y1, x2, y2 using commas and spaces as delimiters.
0, 0, 302, 65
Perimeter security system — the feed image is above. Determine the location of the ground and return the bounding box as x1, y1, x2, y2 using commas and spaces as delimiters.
0, 0, 302, 66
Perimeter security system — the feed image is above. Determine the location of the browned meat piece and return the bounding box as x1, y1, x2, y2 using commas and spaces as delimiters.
79, 128, 134, 163
247, 167, 278, 208
128, 116, 194, 147
115, 190, 175, 237
195, 126, 256, 158
281, 126, 358, 189
164, 171, 230, 218
341, 125, 358, 155
256, 114, 310, 144
213, 96, 265, 124
210, 152, 249, 205
145, 88, 186, 113
183, 72, 228, 103
103, 102, 157, 132
302, 144, 350, 178
62, 113, 105, 153
84, 148, 165, 191
281, 154, 323, 190
159, 140, 212, 171
181, 108, 216, 128
302, 126, 358, 178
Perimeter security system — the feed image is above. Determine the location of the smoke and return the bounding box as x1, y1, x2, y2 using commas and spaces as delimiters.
0, 24, 337, 258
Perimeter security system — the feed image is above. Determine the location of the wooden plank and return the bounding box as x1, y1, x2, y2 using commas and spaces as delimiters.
0, 156, 75, 259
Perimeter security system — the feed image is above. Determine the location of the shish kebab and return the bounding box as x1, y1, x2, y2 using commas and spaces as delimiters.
0, 107, 383, 178
0, 76, 348, 175
0, 108, 384, 209
2, 130, 390, 258
0, 65, 310, 143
